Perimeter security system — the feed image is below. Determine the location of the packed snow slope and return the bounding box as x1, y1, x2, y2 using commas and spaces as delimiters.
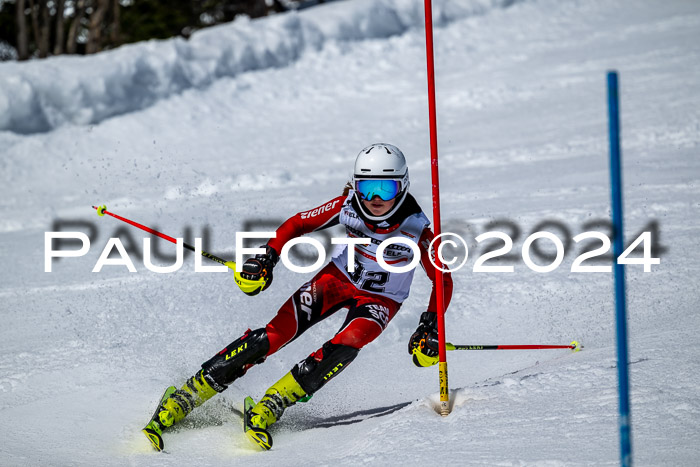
1, 0, 699, 465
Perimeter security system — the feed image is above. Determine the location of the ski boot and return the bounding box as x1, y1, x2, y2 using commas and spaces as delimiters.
142, 369, 218, 451
244, 371, 310, 451
142, 328, 271, 451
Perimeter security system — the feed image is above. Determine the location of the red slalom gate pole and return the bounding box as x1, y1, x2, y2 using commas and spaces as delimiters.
423, 0, 449, 416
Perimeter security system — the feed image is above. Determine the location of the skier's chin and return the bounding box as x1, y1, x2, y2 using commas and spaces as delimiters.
363, 198, 395, 217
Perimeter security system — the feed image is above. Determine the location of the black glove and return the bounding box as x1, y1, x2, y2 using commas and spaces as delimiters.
408, 312, 440, 367
239, 246, 279, 296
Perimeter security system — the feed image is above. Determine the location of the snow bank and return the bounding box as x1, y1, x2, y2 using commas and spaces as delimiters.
0, 0, 520, 134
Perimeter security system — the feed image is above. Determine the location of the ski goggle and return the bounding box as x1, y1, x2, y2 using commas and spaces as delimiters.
355, 179, 402, 201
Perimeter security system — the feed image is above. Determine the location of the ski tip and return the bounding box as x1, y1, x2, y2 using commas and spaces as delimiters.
245, 427, 273, 451
243, 396, 273, 451
570, 340, 582, 352
142, 426, 164, 452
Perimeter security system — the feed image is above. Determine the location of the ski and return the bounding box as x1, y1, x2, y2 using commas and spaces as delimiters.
142, 386, 176, 452
243, 396, 273, 451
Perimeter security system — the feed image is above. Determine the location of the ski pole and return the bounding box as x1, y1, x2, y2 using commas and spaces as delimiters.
91, 205, 265, 294
92, 204, 231, 267
446, 341, 582, 352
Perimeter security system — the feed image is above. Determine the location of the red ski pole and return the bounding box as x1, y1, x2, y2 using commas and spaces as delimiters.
446, 341, 582, 352
91, 205, 231, 267
91, 205, 266, 294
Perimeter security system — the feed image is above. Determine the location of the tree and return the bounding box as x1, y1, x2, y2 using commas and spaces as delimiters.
86, 0, 109, 54
1, 0, 309, 61
66, 0, 86, 54
15, 0, 28, 59
26, 0, 50, 58
53, 0, 66, 55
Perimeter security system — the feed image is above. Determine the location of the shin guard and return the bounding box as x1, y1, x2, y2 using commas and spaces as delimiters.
201, 328, 270, 389
291, 341, 360, 395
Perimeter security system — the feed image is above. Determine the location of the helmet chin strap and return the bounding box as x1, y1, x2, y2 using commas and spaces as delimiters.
355, 190, 408, 222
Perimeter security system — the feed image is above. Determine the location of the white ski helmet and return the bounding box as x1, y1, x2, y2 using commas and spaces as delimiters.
352, 143, 410, 221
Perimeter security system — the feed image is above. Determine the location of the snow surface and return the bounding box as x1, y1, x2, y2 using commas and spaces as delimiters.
1, 0, 700, 465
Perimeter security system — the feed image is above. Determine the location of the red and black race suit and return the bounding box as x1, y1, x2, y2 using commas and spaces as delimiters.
263, 192, 453, 355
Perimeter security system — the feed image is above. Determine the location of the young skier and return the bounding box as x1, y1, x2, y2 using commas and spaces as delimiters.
143, 143, 453, 451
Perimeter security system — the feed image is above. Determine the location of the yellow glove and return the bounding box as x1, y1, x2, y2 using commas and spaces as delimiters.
408, 312, 439, 367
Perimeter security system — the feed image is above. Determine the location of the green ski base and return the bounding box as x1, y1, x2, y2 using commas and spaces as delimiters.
243, 396, 273, 451
142, 386, 177, 452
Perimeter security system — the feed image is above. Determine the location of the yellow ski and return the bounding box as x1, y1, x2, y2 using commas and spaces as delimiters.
243, 396, 273, 451
142, 386, 176, 452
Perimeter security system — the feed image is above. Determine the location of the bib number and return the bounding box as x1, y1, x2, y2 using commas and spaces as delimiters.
346, 260, 389, 293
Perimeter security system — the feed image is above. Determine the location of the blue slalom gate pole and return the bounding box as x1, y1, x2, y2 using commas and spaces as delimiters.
607, 70, 632, 467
